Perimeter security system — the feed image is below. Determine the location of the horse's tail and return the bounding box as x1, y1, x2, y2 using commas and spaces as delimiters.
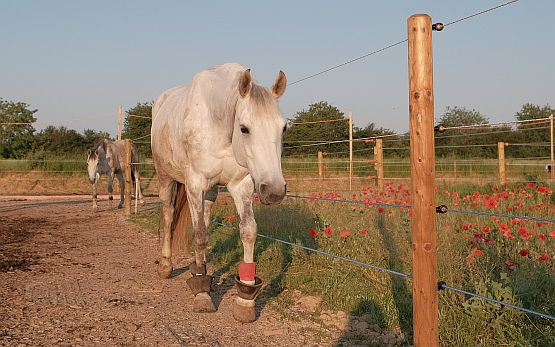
131, 169, 136, 183
171, 182, 190, 255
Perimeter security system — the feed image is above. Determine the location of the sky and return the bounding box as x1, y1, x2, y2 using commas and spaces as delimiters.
1, 0, 554, 137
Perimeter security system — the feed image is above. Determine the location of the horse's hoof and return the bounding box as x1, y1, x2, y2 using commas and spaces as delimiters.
157, 257, 173, 279
109, 196, 113, 200
193, 292, 216, 313
232, 297, 256, 322
118, 204, 123, 209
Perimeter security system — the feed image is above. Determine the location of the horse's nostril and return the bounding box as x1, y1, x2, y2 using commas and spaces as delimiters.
259, 183, 268, 195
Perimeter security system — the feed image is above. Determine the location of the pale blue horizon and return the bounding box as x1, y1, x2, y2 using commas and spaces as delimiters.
1, 0, 553, 137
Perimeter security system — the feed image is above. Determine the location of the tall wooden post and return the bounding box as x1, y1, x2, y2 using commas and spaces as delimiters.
408, 14, 438, 347
374, 139, 384, 190
117, 105, 123, 141
348, 111, 353, 191
550, 114, 554, 179
318, 151, 324, 181
498, 142, 507, 185
124, 139, 132, 216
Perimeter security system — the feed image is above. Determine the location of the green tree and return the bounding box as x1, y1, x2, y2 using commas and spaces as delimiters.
0, 99, 37, 158
123, 102, 152, 156
82, 129, 112, 150
35, 126, 85, 155
283, 101, 347, 156
437, 106, 488, 127
512, 103, 554, 158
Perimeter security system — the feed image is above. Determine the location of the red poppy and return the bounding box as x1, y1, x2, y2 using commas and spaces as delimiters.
484, 198, 498, 208
308, 229, 318, 237
498, 223, 510, 232
226, 215, 237, 223
518, 227, 530, 240
538, 252, 550, 262
537, 186, 552, 194
461, 224, 471, 231
340, 231, 350, 237
527, 182, 535, 189
519, 249, 529, 257
537, 234, 547, 241
503, 229, 515, 239
502, 191, 509, 199
377, 207, 384, 214
549, 230, 555, 237
505, 259, 516, 270
511, 218, 520, 225
360, 229, 367, 235
324, 227, 332, 236
481, 226, 491, 233
474, 249, 484, 257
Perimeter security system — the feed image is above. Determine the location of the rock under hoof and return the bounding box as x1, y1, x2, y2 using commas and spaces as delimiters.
193, 293, 216, 313
157, 257, 173, 279
109, 196, 114, 200
232, 297, 256, 323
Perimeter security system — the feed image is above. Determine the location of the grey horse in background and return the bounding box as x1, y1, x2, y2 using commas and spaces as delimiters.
86, 139, 144, 209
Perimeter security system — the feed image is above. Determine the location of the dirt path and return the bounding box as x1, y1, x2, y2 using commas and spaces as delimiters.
0, 196, 346, 347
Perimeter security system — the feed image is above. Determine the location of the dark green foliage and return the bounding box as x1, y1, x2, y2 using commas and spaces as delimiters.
123, 102, 152, 156
0, 99, 37, 158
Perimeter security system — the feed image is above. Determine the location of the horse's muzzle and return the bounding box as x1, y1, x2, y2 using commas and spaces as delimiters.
258, 183, 286, 205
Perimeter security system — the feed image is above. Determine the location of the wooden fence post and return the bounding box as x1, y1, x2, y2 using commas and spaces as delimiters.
124, 139, 132, 216
349, 111, 353, 191
118, 105, 123, 141
374, 139, 384, 190
318, 151, 324, 182
408, 14, 438, 347
498, 142, 507, 185
550, 114, 554, 179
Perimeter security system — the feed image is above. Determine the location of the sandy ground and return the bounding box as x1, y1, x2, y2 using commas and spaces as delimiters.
0, 195, 363, 347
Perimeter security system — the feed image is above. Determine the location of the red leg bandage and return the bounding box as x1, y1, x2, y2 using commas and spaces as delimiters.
238, 262, 256, 282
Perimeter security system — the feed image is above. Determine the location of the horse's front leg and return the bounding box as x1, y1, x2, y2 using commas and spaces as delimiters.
228, 176, 262, 323
116, 172, 124, 209
107, 171, 114, 201
133, 165, 145, 205
185, 183, 216, 313
157, 177, 176, 279
91, 179, 98, 210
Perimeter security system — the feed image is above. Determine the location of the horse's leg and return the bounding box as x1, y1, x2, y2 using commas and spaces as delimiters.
158, 177, 176, 279
92, 180, 98, 210
107, 171, 114, 201
117, 172, 124, 209
185, 183, 216, 313
203, 186, 218, 232
228, 176, 262, 323
133, 164, 145, 205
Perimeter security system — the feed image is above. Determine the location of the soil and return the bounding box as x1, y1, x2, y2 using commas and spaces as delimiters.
0, 195, 410, 347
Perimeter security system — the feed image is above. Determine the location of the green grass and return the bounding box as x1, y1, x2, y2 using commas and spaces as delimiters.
131, 180, 554, 346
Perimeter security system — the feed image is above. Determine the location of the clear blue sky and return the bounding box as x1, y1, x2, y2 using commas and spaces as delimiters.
1, 1, 553, 137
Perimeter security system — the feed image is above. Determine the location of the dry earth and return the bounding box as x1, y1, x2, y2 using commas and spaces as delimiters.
0, 196, 406, 347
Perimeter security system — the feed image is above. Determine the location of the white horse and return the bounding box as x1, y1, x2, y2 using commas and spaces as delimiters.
86, 139, 144, 210
151, 63, 287, 322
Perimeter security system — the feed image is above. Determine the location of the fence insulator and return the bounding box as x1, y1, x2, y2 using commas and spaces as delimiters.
434, 124, 446, 133
437, 281, 446, 291
435, 205, 448, 214
432, 23, 444, 31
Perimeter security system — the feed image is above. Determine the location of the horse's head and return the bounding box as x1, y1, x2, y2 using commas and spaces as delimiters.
86, 148, 99, 184
232, 69, 287, 205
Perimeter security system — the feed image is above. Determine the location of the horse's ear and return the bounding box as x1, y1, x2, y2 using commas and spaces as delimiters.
239, 69, 252, 97
272, 70, 287, 98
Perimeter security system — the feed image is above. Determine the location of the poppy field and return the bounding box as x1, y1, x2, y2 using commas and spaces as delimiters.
205, 180, 554, 346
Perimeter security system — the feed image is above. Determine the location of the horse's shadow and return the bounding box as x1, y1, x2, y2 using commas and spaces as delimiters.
205, 203, 321, 315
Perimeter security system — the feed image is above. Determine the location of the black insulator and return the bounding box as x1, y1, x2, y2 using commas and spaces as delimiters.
435, 205, 448, 214
432, 23, 444, 31
438, 281, 446, 291
434, 124, 447, 133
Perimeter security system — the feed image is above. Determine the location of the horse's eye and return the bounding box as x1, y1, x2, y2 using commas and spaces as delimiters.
240, 125, 249, 134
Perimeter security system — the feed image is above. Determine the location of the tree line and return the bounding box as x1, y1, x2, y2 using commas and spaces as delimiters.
0, 98, 552, 160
